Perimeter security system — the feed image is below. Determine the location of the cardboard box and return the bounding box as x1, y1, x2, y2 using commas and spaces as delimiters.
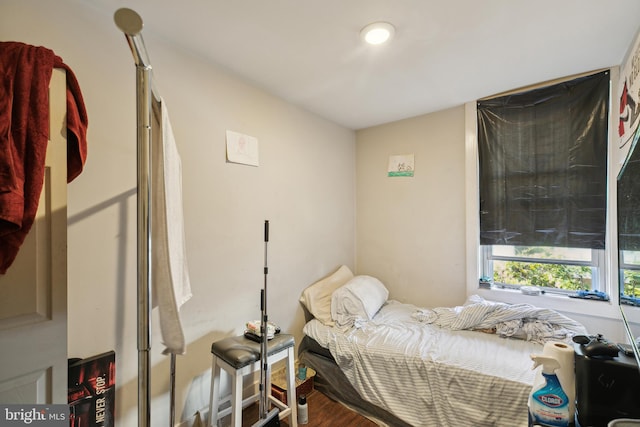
270, 364, 315, 405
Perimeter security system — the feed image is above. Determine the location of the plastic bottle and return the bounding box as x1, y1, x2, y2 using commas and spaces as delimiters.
297, 394, 308, 425
528, 355, 572, 427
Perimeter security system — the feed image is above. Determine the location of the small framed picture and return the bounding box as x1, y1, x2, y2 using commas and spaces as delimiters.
226, 130, 259, 166
388, 154, 414, 177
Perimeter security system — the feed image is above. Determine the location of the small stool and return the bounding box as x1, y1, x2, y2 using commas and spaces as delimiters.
208, 334, 297, 427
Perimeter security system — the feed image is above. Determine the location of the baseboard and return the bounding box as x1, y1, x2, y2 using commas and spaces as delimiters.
175, 409, 205, 427
177, 381, 259, 427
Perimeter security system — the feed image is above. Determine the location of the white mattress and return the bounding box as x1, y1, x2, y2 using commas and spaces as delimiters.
303, 300, 544, 427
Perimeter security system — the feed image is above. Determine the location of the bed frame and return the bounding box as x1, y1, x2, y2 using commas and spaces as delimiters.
299, 336, 411, 427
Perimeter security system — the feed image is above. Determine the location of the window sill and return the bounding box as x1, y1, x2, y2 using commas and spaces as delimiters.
472, 286, 621, 321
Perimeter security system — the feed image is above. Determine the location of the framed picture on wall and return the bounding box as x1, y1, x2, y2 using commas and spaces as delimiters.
388, 154, 414, 177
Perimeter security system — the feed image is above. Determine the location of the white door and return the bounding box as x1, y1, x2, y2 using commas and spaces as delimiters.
0, 69, 68, 404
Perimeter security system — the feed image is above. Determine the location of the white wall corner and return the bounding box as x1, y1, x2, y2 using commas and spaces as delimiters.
464, 101, 480, 297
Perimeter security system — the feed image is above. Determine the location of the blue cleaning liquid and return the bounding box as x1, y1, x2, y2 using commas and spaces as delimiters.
529, 372, 571, 427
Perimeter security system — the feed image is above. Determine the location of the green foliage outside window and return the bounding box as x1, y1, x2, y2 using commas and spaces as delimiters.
623, 270, 640, 297
494, 262, 591, 290
492, 246, 591, 291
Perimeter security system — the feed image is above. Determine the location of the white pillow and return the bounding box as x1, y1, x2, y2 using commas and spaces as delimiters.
331, 275, 389, 328
299, 265, 354, 326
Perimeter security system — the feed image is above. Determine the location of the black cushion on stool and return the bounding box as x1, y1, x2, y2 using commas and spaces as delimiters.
210, 334, 295, 370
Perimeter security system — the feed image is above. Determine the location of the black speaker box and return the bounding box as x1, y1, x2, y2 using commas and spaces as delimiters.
574, 344, 640, 427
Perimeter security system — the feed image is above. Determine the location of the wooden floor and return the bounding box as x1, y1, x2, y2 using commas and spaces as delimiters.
236, 390, 378, 427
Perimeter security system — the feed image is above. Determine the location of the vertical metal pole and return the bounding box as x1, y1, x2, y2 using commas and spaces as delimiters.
260, 221, 269, 418
170, 354, 176, 427
114, 9, 169, 427
136, 62, 152, 427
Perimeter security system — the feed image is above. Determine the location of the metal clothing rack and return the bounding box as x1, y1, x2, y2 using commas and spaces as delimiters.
114, 8, 176, 427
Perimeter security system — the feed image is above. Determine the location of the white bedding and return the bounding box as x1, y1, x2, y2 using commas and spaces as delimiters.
303, 300, 546, 427
413, 294, 587, 344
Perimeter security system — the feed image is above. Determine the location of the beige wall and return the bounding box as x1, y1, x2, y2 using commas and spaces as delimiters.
355, 102, 631, 341
1, 1, 355, 425
3, 1, 636, 424
355, 106, 467, 308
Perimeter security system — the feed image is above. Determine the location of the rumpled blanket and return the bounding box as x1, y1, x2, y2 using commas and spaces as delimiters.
412, 295, 587, 344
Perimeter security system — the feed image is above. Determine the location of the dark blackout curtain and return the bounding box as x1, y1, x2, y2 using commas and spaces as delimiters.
477, 70, 609, 250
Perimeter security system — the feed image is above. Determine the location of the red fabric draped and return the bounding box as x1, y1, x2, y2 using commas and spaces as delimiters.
0, 42, 88, 274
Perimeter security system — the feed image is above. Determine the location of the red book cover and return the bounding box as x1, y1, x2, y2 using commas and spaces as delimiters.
68, 350, 116, 427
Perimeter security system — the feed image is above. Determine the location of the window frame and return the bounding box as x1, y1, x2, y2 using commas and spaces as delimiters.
464, 69, 620, 319
481, 245, 606, 294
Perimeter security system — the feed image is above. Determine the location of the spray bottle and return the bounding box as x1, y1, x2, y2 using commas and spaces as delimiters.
297, 394, 308, 425
528, 355, 572, 427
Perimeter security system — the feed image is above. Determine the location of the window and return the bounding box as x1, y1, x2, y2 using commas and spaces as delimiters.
483, 245, 605, 294
477, 71, 610, 294
620, 250, 640, 305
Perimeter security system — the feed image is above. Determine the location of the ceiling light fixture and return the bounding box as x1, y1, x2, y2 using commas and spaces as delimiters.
360, 21, 395, 45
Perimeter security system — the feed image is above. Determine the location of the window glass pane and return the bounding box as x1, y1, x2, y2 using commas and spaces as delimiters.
621, 251, 640, 302
493, 259, 591, 291
492, 245, 591, 262
622, 270, 640, 297
622, 250, 640, 266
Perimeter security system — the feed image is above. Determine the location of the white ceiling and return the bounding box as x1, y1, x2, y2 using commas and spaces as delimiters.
98, 0, 640, 130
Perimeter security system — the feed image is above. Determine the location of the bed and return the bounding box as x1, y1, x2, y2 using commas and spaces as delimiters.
298, 266, 587, 427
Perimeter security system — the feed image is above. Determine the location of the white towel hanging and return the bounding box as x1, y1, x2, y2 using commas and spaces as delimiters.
151, 96, 193, 355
